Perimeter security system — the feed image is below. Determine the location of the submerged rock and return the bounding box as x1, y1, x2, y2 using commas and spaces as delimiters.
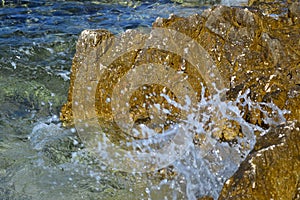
0, 75, 66, 119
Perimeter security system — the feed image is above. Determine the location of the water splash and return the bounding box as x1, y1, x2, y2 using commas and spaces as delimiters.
27, 84, 288, 199
156, 85, 288, 199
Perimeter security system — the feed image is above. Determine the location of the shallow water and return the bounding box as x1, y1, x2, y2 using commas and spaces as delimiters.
0, 0, 212, 143
0, 0, 280, 199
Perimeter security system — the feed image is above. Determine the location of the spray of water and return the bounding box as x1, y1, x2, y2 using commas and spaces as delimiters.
89, 83, 288, 199
29, 81, 288, 199
28, 27, 289, 199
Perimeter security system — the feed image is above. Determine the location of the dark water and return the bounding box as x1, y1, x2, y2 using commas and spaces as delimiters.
0, 1, 249, 199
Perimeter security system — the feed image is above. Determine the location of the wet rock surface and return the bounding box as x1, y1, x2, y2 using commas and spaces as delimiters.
218, 122, 300, 200
61, 0, 300, 128
152, 3, 300, 124
60, 0, 300, 199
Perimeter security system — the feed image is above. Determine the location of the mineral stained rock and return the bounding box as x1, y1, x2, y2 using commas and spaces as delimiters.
218, 122, 300, 200
61, 1, 300, 127
61, 1, 300, 199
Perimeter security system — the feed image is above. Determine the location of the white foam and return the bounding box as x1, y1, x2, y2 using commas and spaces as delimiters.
29, 84, 287, 199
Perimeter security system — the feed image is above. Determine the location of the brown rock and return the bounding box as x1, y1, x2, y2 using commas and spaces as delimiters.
60, 29, 114, 125
155, 5, 300, 124
198, 196, 214, 200
60, 2, 300, 198
218, 122, 300, 199
61, 4, 300, 128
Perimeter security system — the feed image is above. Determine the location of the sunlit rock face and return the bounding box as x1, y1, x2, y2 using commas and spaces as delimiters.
60, 29, 115, 125
218, 122, 300, 200
216, 1, 300, 199
151, 3, 300, 125
61, 1, 300, 199
61, 2, 300, 129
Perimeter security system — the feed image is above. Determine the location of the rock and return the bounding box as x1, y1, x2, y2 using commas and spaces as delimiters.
61, 2, 300, 130
0, 75, 66, 119
60, 1, 300, 198
198, 196, 214, 200
218, 122, 300, 199
60, 29, 114, 125
30, 123, 80, 165
152, 4, 300, 125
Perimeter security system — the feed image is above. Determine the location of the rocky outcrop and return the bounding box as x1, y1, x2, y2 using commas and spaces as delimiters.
151, 2, 300, 125
61, 2, 300, 128
218, 122, 300, 200
60, 1, 300, 199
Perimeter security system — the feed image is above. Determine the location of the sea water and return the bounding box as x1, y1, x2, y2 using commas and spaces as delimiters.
0, 0, 286, 199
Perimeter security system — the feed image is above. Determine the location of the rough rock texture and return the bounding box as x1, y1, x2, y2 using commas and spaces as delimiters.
216, 1, 300, 199
151, 3, 300, 125
61, 1, 300, 127
218, 122, 300, 200
60, 1, 300, 199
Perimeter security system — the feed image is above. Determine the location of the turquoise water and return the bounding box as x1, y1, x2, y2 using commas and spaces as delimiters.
0, 1, 261, 200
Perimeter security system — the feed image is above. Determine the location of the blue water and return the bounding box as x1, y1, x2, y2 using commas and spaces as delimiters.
0, 0, 216, 104
0, 0, 208, 81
